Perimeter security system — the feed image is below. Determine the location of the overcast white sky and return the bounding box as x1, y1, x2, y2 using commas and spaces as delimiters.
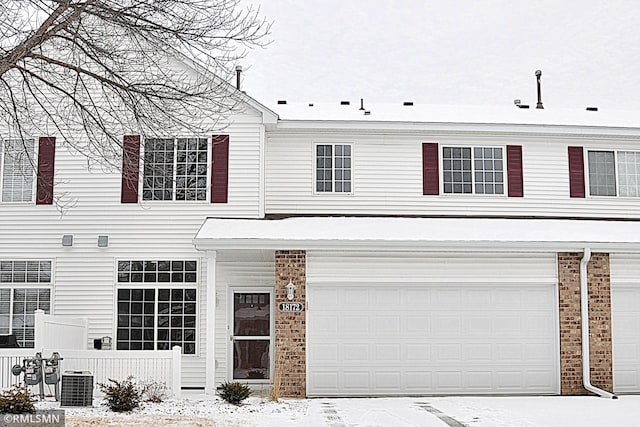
241, 0, 640, 110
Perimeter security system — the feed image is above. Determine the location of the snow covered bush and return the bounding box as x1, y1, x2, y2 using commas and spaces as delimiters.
217, 381, 252, 404
140, 379, 169, 403
0, 385, 35, 414
98, 377, 142, 412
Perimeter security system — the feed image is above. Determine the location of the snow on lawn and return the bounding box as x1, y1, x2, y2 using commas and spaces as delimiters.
35, 394, 313, 427
34, 394, 640, 426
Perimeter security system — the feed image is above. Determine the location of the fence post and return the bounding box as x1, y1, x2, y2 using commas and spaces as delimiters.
34, 309, 45, 351
172, 346, 181, 398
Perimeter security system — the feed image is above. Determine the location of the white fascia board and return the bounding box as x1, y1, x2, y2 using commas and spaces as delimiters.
273, 120, 640, 138
192, 217, 640, 253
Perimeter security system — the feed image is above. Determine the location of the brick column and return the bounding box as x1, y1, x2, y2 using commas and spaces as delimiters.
557, 252, 613, 395
274, 250, 306, 397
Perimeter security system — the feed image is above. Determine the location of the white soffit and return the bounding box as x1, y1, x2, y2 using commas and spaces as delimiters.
193, 217, 640, 252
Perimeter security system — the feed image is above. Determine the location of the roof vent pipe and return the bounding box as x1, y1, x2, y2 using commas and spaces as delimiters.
359, 98, 365, 111
235, 65, 242, 90
535, 70, 544, 109
580, 248, 617, 399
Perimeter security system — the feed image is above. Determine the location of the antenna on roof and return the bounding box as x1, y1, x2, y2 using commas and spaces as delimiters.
535, 70, 544, 109
359, 98, 365, 111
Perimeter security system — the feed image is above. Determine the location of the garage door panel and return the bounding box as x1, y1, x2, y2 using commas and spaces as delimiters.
610, 255, 640, 393
308, 254, 559, 396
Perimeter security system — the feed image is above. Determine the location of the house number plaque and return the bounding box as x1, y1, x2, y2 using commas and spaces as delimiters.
278, 302, 305, 312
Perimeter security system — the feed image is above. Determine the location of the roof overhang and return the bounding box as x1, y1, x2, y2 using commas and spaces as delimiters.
193, 216, 640, 253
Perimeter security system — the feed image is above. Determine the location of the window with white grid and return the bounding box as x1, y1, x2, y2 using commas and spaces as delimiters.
443, 146, 504, 194
316, 144, 351, 193
116, 260, 197, 354
473, 147, 504, 194
1, 139, 35, 202
142, 137, 208, 201
0, 260, 52, 348
617, 151, 640, 197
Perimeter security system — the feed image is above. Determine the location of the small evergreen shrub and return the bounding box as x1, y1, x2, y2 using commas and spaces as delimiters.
98, 376, 142, 412
0, 386, 35, 414
140, 379, 169, 403
217, 381, 251, 404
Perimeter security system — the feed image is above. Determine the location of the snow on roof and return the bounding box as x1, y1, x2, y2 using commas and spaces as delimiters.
271, 102, 640, 129
194, 216, 640, 251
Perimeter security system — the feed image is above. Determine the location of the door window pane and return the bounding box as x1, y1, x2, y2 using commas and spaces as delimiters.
233, 340, 270, 380
234, 293, 270, 336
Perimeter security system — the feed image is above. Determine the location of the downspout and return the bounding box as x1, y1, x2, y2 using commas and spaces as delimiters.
580, 248, 617, 399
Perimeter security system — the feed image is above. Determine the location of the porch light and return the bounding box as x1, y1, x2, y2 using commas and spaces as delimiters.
286, 280, 296, 301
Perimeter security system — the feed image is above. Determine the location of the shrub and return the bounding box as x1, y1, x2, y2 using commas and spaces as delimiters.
0, 386, 35, 414
140, 379, 169, 403
98, 376, 142, 412
217, 381, 251, 404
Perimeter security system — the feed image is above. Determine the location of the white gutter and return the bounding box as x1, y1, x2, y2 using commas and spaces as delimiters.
580, 248, 617, 399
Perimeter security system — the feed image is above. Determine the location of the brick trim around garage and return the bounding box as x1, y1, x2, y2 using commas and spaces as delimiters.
557, 252, 613, 395
274, 250, 307, 397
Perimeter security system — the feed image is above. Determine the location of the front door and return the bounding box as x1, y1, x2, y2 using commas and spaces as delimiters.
231, 290, 272, 380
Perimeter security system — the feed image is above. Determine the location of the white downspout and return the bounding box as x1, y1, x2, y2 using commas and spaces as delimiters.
580, 248, 617, 399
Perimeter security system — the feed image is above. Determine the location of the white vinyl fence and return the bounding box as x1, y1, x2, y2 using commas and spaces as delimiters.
34, 310, 88, 350
0, 347, 181, 398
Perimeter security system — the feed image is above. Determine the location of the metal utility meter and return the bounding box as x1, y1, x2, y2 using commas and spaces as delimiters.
11, 352, 64, 401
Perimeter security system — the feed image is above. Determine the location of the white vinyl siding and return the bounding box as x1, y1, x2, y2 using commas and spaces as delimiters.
266, 132, 640, 219
1, 139, 35, 203
306, 252, 559, 396
0, 117, 263, 387
610, 254, 640, 393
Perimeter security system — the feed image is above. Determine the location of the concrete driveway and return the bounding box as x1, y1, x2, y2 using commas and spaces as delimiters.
303, 395, 640, 427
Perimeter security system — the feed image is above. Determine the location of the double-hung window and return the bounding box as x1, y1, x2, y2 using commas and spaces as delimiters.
442, 146, 504, 194
1, 139, 35, 203
588, 150, 640, 197
116, 260, 198, 354
143, 138, 208, 201
315, 144, 352, 193
0, 260, 52, 348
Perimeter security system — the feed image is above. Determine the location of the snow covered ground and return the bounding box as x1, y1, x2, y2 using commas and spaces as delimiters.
34, 392, 640, 426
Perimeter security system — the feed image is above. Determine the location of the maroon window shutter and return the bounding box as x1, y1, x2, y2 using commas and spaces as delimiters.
36, 137, 56, 205
422, 143, 439, 195
121, 135, 141, 203
211, 135, 229, 203
506, 145, 524, 197
568, 146, 585, 198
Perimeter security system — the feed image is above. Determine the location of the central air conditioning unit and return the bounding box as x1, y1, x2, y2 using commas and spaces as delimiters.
60, 370, 93, 407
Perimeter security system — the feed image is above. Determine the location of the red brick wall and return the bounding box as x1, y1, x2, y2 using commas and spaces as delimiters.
557, 252, 613, 395
274, 250, 306, 397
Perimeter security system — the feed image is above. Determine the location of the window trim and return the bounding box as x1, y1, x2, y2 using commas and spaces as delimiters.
140, 136, 211, 203
440, 145, 507, 197
114, 259, 200, 357
584, 148, 640, 198
312, 142, 354, 195
0, 138, 37, 204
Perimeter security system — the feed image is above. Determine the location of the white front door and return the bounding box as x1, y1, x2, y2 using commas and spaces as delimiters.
230, 290, 273, 381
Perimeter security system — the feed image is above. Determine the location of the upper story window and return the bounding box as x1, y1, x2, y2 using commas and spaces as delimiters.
442, 146, 504, 194
142, 138, 208, 201
316, 143, 352, 193
1, 139, 35, 203
587, 150, 640, 197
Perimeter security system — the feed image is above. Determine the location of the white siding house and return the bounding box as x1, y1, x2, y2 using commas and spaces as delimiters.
3, 88, 640, 397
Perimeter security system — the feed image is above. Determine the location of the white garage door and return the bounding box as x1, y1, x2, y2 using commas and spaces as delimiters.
307, 252, 559, 396
611, 254, 640, 393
